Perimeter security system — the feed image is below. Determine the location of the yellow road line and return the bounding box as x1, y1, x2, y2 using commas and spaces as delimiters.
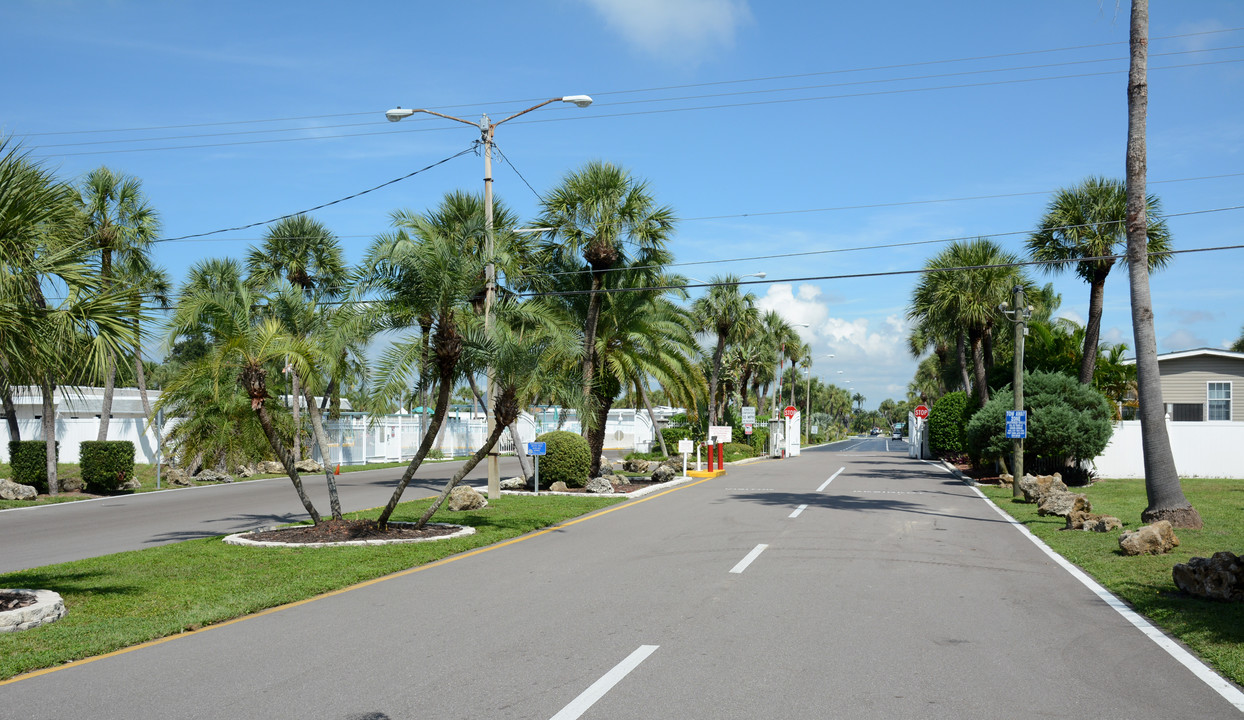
1, 476, 715, 686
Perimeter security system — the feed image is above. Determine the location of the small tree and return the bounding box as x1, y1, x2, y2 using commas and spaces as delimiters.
927, 391, 969, 455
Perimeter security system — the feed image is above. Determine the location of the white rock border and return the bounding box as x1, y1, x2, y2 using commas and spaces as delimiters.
223, 522, 475, 548
0, 589, 67, 633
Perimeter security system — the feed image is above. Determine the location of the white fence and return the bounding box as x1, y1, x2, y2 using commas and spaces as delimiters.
1, 406, 660, 466
1092, 420, 1244, 479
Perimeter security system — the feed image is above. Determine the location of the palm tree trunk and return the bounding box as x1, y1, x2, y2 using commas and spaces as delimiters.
1125, 0, 1201, 528
133, 343, 164, 458
412, 417, 507, 529
956, 332, 972, 395
636, 376, 669, 457
253, 401, 321, 524
1, 376, 19, 442
290, 365, 301, 462
581, 273, 605, 398
708, 333, 726, 427
586, 390, 614, 478
1080, 272, 1108, 385
40, 376, 58, 494
301, 380, 343, 520
376, 366, 455, 527
97, 350, 116, 441
509, 421, 532, 479
969, 329, 989, 405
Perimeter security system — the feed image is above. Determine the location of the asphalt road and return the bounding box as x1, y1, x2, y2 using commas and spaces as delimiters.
4, 444, 1240, 718
0, 456, 528, 574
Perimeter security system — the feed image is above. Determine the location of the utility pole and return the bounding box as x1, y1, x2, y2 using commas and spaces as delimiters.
1000, 286, 1031, 498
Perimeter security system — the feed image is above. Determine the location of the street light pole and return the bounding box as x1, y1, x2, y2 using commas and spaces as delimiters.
385, 96, 592, 499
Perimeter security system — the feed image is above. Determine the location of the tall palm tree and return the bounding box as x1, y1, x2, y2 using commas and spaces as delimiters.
1124, 0, 1201, 528
536, 161, 676, 400
1027, 176, 1171, 384
910, 238, 1031, 405
79, 166, 161, 441
691, 275, 760, 427
1, 138, 139, 493
756, 310, 799, 414
1231, 326, 1244, 353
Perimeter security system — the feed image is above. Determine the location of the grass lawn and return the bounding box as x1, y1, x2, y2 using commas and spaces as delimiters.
978, 477, 1244, 687
0, 493, 623, 681
0, 459, 468, 510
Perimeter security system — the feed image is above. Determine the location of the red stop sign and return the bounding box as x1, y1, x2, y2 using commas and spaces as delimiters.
783, 405, 797, 419
914, 405, 930, 419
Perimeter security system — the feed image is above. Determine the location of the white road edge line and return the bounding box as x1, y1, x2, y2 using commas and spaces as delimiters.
816, 467, 845, 492
789, 504, 808, 518
730, 544, 769, 574
969, 484, 1244, 712
550, 645, 659, 720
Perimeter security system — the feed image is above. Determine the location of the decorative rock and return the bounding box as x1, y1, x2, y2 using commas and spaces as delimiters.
585, 477, 615, 494
447, 485, 487, 511
651, 464, 676, 483
1037, 491, 1090, 518
119, 476, 141, 491
1172, 552, 1244, 602
999, 473, 1014, 487
625, 458, 652, 473
236, 464, 254, 478
549, 481, 569, 493
1017, 473, 1067, 503
606, 474, 626, 485
1119, 520, 1179, 556
0, 589, 67, 632
294, 459, 323, 473
1066, 510, 1123, 532
500, 476, 528, 490
166, 467, 192, 487
0, 479, 37, 501
256, 460, 284, 474
60, 476, 84, 493
195, 470, 234, 484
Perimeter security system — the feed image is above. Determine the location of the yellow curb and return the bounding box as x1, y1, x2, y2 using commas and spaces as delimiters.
687, 469, 727, 478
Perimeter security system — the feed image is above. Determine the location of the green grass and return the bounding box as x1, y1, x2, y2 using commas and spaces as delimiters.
978, 477, 1244, 686
0, 460, 470, 510
0, 493, 623, 680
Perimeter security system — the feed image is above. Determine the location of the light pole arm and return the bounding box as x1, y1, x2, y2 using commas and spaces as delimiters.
493, 97, 562, 127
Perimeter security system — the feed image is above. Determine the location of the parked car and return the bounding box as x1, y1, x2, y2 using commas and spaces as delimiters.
870, 427, 880, 436
891, 425, 903, 440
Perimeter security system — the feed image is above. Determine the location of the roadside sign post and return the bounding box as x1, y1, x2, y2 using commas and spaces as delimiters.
527, 442, 546, 493
678, 438, 692, 476
708, 425, 732, 471
1005, 411, 1027, 439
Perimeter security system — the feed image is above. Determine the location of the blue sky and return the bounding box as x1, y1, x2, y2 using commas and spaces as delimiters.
5, 1, 1244, 408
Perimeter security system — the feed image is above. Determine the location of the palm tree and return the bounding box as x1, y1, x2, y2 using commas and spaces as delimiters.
1230, 326, 1244, 353
756, 311, 799, 414
1124, 0, 1201, 528
852, 392, 866, 413
1, 138, 141, 493
536, 161, 676, 401
1027, 176, 1171, 384
79, 166, 161, 442
910, 238, 1031, 405
691, 276, 759, 427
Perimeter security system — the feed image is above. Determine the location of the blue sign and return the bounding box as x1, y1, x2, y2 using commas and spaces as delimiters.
1005, 410, 1027, 439
527, 442, 547, 456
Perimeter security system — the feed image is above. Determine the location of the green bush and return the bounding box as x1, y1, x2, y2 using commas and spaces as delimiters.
928, 391, 969, 455
80, 441, 136, 493
748, 425, 769, 455
536, 431, 591, 488
722, 442, 755, 463
8, 440, 57, 493
660, 426, 692, 454
965, 371, 1114, 474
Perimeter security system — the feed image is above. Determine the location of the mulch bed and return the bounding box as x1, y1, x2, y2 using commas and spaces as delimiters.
240, 519, 460, 544
0, 591, 36, 612
516, 479, 666, 494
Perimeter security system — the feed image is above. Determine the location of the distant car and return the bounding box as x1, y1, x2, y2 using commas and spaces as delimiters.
869, 427, 880, 436
891, 426, 903, 440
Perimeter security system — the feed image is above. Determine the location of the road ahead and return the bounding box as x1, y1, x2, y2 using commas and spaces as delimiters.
0, 456, 527, 574
4, 445, 1240, 718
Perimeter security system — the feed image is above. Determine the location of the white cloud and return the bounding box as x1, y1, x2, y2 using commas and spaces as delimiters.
1161, 329, 1207, 352
582, 0, 751, 63
1055, 308, 1084, 326
756, 283, 828, 338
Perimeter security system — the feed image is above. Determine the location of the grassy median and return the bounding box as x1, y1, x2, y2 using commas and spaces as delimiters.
978, 477, 1244, 687
0, 494, 623, 681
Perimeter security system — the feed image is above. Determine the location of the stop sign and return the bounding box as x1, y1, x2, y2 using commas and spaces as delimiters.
914, 405, 930, 419
783, 405, 797, 419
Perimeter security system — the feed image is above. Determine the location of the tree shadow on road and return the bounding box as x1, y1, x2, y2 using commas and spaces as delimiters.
719, 489, 1011, 524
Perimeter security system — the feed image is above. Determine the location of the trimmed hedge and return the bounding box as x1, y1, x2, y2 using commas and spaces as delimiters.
928, 391, 969, 455
535, 431, 591, 488
8, 440, 57, 493
80, 441, 136, 493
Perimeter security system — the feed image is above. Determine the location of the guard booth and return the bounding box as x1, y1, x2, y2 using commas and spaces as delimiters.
785, 411, 801, 457
768, 418, 785, 458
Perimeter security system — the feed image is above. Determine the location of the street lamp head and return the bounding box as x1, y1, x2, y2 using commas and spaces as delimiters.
753, 271, 767, 279
560, 95, 594, 108
385, 107, 415, 122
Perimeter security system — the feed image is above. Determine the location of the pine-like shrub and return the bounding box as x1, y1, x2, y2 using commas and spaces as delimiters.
535, 431, 591, 488
748, 426, 770, 455
928, 391, 969, 455
8, 440, 57, 493
80, 441, 137, 493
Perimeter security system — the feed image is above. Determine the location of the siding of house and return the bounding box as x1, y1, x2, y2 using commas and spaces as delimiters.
1159, 355, 1244, 421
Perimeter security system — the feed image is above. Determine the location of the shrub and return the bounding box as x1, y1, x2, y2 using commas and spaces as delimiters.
722, 442, 755, 463
660, 427, 692, 454
535, 431, 591, 488
8, 440, 57, 493
965, 371, 1114, 473
80, 441, 137, 493
928, 391, 969, 455
748, 425, 769, 455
